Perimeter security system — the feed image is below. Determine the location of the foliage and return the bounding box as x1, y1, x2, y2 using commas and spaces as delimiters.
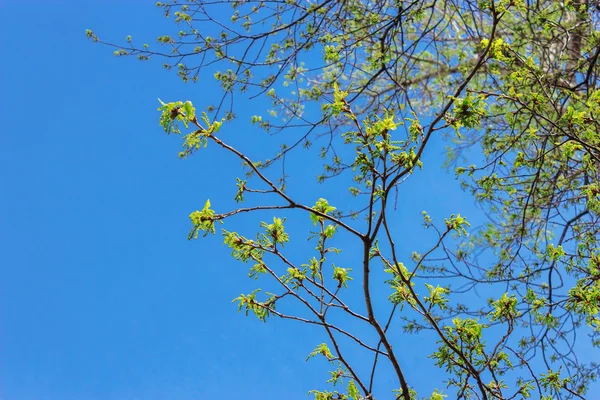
90, 0, 600, 398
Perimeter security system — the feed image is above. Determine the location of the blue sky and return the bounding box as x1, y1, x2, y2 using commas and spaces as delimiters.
3, 2, 591, 400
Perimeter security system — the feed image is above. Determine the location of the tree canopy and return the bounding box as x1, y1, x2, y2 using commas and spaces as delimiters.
89, 0, 600, 398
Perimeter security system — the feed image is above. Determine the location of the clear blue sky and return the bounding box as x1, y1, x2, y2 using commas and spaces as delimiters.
2, 2, 583, 400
